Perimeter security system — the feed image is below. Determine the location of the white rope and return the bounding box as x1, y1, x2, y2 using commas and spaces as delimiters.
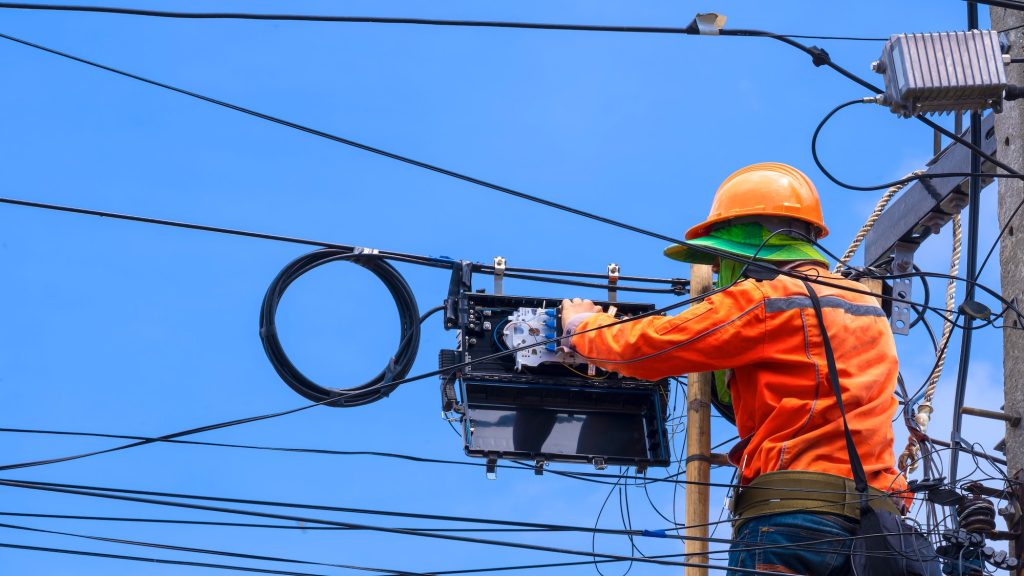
833, 171, 924, 273
899, 213, 961, 473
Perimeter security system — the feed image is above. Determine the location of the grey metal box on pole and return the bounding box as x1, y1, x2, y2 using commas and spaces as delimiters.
873, 30, 1008, 117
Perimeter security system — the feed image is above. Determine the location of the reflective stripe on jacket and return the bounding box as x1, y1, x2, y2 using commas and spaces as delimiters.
570, 264, 907, 496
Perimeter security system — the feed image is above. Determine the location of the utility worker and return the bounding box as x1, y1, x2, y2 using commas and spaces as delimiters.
561, 163, 923, 576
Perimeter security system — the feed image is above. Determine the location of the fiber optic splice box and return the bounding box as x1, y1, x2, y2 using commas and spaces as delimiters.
439, 278, 671, 473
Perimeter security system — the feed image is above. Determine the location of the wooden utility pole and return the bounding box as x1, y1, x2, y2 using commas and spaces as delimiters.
684, 264, 714, 576
991, 6, 1024, 571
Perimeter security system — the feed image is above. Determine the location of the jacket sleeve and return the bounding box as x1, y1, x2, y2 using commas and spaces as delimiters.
570, 280, 767, 381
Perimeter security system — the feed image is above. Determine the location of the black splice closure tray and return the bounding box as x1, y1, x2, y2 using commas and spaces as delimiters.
440, 292, 671, 471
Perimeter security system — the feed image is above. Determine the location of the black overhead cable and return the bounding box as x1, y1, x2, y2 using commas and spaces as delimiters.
0, 30, 881, 257
0, 477, 922, 535
0, 478, 938, 566
0, 3, 888, 40
0, 31, 688, 250
0, 427, 690, 484
0, 197, 685, 291
1, 25, 1013, 247
0, 515, 902, 576
949, 0, 985, 503
0, 195, 972, 320
0, 521, 421, 576
0, 477, 695, 537
0, 542, 340, 576
0, 512, 562, 533
0, 203, 1004, 472
0, 284, 724, 473
0, 478, 792, 575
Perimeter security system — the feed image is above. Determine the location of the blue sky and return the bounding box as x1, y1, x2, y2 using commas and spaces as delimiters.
0, 1, 1011, 574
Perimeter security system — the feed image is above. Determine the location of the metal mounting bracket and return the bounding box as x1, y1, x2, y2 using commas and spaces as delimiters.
493, 256, 506, 296
692, 12, 726, 35
607, 263, 620, 303
890, 241, 915, 335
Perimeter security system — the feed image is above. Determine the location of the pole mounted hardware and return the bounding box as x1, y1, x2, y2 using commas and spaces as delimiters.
493, 256, 506, 296
688, 12, 726, 36
961, 406, 1021, 428
863, 113, 997, 334
607, 263, 620, 303
872, 30, 1010, 118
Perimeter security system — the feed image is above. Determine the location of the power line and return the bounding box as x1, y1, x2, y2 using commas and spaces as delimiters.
0, 478, 790, 575
0, 427, 695, 487
0, 521, 420, 575
0, 196, 684, 292
0, 3, 888, 41
3, 24, 1011, 251
0, 478, 942, 566
0, 32, 687, 250
0, 477, 923, 536
0, 477, 692, 537
0, 512, 563, 533
0, 541, 335, 576
0, 199, 1005, 474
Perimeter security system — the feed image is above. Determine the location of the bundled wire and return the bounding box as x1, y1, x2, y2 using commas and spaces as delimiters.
259, 249, 420, 407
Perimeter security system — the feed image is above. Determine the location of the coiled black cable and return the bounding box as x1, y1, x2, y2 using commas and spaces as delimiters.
259, 249, 420, 407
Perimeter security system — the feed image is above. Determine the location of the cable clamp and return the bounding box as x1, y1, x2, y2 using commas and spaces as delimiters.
353, 246, 380, 255
690, 12, 726, 35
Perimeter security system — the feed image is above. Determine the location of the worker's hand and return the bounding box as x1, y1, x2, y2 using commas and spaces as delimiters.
560, 298, 603, 322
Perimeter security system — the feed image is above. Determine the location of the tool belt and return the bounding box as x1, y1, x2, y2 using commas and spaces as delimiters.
732, 470, 903, 524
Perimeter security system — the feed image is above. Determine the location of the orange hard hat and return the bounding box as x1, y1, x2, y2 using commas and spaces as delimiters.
685, 162, 829, 240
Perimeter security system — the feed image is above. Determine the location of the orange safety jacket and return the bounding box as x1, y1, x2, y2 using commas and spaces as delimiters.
570, 264, 907, 497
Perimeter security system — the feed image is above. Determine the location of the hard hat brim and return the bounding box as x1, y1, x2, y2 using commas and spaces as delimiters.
685, 213, 829, 241
663, 235, 828, 265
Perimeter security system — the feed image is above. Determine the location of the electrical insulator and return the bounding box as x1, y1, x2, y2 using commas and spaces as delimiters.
957, 494, 997, 534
